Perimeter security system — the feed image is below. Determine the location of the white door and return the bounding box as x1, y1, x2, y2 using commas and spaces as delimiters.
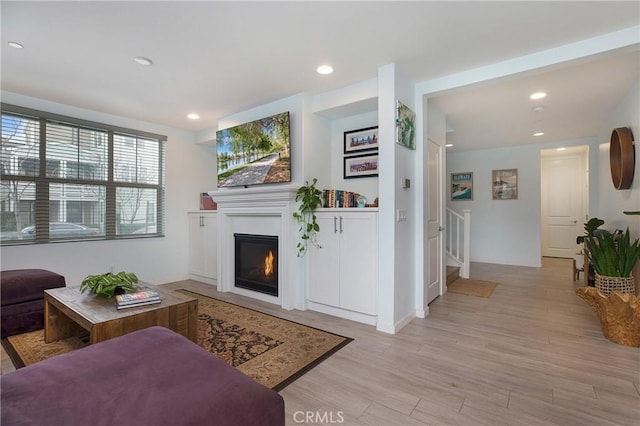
426, 138, 443, 304
541, 147, 588, 258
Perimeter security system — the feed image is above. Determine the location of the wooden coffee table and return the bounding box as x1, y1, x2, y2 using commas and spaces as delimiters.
44, 285, 198, 344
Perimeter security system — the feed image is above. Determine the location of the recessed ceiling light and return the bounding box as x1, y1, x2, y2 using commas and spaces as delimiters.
316, 65, 334, 75
530, 92, 547, 100
187, 113, 200, 120
533, 132, 545, 137
445, 144, 454, 148
532, 106, 545, 112
8, 41, 23, 49
134, 56, 153, 66
556, 147, 566, 151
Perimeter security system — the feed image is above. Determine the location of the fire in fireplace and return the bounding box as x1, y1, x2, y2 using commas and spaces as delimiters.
234, 233, 278, 297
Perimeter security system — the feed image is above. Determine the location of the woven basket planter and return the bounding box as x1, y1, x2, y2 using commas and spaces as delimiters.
595, 274, 635, 297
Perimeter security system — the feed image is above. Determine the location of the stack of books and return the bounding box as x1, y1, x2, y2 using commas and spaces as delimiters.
115, 289, 161, 309
322, 189, 362, 208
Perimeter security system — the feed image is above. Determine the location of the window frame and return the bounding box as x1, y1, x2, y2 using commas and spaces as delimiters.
1, 103, 166, 245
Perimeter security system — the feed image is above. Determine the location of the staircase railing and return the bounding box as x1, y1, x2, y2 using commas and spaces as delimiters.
445, 208, 471, 278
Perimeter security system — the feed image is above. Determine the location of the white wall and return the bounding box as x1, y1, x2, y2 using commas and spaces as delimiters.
594, 81, 640, 239
330, 111, 378, 202
393, 68, 417, 329
0, 92, 214, 286
446, 137, 598, 267
376, 63, 417, 332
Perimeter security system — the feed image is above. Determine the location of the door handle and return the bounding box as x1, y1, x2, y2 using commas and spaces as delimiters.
438, 226, 445, 231
334, 216, 337, 233
339, 216, 343, 233
572, 220, 578, 224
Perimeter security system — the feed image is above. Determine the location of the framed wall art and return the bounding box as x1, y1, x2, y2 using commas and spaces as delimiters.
492, 169, 518, 200
396, 100, 416, 150
344, 153, 379, 179
451, 172, 473, 200
344, 126, 378, 154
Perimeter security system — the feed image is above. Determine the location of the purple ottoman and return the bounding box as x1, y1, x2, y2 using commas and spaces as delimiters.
1, 269, 66, 337
1, 326, 285, 426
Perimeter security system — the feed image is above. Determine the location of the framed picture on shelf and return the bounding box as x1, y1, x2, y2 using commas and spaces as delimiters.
492, 168, 518, 200
451, 172, 473, 200
344, 126, 379, 154
344, 153, 379, 179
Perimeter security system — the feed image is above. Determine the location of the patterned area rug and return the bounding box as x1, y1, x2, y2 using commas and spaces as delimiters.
1, 289, 352, 391
447, 278, 498, 298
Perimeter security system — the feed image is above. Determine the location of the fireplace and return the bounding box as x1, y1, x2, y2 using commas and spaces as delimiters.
234, 233, 278, 297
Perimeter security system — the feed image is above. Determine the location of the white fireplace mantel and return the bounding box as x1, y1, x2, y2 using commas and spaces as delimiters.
209, 185, 298, 205
209, 185, 302, 310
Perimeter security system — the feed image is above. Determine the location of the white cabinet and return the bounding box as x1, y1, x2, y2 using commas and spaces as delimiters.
188, 212, 217, 283
308, 209, 378, 323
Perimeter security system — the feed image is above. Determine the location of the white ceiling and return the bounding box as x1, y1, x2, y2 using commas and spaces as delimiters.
2, 1, 639, 152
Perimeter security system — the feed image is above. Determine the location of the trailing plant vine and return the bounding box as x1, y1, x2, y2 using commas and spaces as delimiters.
293, 178, 322, 257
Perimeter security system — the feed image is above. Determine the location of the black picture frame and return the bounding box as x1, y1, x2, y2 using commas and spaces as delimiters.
344, 126, 379, 154
344, 153, 379, 179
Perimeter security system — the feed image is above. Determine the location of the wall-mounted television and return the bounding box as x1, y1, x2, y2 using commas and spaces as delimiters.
216, 111, 291, 188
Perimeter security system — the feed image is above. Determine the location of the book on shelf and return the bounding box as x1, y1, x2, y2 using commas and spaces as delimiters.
322, 189, 361, 208
116, 298, 162, 310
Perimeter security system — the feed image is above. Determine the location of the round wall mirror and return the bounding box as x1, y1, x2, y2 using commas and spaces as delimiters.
609, 127, 635, 190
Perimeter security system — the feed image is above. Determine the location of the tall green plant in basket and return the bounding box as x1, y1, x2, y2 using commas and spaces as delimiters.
293, 178, 322, 257
585, 229, 640, 277
585, 228, 640, 296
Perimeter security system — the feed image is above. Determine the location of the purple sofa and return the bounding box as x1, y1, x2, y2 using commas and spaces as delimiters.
1, 326, 285, 426
1, 269, 66, 337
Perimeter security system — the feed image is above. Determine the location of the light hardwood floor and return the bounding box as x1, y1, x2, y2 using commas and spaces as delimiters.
3, 258, 639, 425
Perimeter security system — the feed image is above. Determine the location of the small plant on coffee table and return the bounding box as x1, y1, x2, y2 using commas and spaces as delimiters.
80, 271, 139, 298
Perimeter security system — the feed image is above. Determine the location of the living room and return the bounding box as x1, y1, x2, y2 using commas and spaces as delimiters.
2, 1, 638, 330
1, 2, 639, 424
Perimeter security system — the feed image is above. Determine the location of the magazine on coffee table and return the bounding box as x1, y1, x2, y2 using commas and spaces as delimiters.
115, 289, 161, 309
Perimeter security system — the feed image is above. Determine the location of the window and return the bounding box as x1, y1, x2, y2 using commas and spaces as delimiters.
0, 104, 166, 244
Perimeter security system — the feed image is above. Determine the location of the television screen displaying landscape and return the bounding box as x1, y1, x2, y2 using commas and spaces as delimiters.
216, 112, 291, 188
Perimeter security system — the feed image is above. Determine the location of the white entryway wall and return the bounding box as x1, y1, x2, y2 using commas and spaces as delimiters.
595, 81, 640, 240
446, 137, 597, 267
446, 80, 639, 266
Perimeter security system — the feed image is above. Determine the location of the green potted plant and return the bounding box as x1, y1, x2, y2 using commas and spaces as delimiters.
576, 217, 605, 285
576, 217, 605, 245
80, 271, 139, 297
293, 178, 322, 257
585, 228, 640, 296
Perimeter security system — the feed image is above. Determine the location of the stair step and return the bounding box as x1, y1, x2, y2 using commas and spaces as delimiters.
446, 266, 460, 286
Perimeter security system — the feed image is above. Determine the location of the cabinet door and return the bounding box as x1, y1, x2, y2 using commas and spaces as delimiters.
189, 214, 206, 276
202, 214, 217, 278
307, 213, 340, 306
339, 213, 377, 315
188, 213, 217, 279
